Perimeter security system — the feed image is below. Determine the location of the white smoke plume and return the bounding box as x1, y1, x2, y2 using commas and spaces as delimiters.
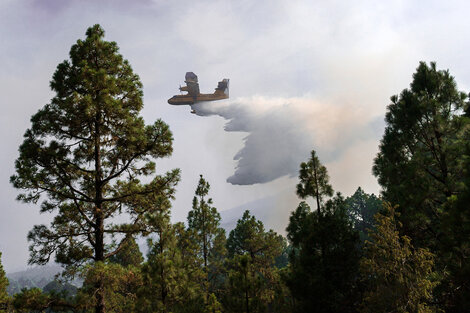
192, 96, 383, 185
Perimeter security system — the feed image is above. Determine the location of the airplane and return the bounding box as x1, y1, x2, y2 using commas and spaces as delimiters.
168, 72, 229, 106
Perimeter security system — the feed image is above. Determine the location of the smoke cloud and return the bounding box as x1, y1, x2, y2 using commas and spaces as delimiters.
192, 96, 383, 185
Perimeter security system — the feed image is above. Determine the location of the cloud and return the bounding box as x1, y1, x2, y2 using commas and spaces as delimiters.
192, 96, 383, 185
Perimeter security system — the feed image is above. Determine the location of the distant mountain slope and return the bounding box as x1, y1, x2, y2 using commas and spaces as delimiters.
6, 265, 62, 295
220, 188, 300, 235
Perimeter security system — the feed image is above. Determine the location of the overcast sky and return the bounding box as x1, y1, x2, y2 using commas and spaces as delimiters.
1, 0, 470, 272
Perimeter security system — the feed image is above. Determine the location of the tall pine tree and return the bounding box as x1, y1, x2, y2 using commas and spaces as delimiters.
226, 210, 285, 313
296, 150, 333, 211
373, 61, 466, 248
139, 219, 202, 313
10, 25, 179, 313
287, 152, 360, 313
373, 61, 469, 311
187, 175, 226, 304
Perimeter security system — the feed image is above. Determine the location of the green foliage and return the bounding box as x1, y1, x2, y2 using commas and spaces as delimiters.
225, 210, 287, 313
226, 254, 265, 313
344, 187, 382, 243
10, 24, 179, 313
373, 61, 467, 247
77, 262, 142, 313
12, 288, 50, 313
0, 253, 9, 312
138, 219, 203, 313
285, 202, 311, 248
188, 175, 226, 267
287, 150, 360, 312
205, 293, 223, 313
272, 267, 294, 313
360, 203, 437, 313
373, 61, 470, 311
174, 222, 205, 286
12, 287, 76, 313
437, 129, 470, 312
296, 150, 333, 211
227, 211, 285, 263
187, 175, 227, 302
286, 196, 361, 313
109, 236, 144, 267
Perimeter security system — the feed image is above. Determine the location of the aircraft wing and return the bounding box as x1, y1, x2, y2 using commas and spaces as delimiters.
183, 72, 200, 97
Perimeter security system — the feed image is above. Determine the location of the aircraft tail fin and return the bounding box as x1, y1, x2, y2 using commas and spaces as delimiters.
215, 79, 229, 97
224, 79, 229, 97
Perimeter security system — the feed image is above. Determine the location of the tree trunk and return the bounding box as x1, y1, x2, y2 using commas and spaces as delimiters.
94, 110, 106, 313
245, 269, 250, 313
94, 213, 105, 313
95, 279, 105, 313
312, 160, 321, 212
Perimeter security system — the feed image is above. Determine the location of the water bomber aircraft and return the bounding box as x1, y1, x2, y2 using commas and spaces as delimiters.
168, 72, 229, 106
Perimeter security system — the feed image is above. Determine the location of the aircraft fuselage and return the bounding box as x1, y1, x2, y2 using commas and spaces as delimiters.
167, 92, 229, 105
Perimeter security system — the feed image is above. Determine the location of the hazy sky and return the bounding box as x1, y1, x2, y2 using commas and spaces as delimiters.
1, 0, 470, 272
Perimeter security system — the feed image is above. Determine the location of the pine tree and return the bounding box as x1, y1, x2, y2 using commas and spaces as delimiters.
139, 219, 202, 313
225, 210, 285, 313
373, 61, 466, 247
286, 196, 360, 313
77, 262, 142, 313
296, 150, 333, 211
187, 175, 226, 302
10, 25, 179, 313
109, 237, 144, 267
287, 152, 360, 312
344, 187, 382, 243
12, 285, 77, 312
438, 129, 470, 312
226, 254, 264, 313
360, 203, 436, 313
12, 288, 51, 313
372, 62, 469, 311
